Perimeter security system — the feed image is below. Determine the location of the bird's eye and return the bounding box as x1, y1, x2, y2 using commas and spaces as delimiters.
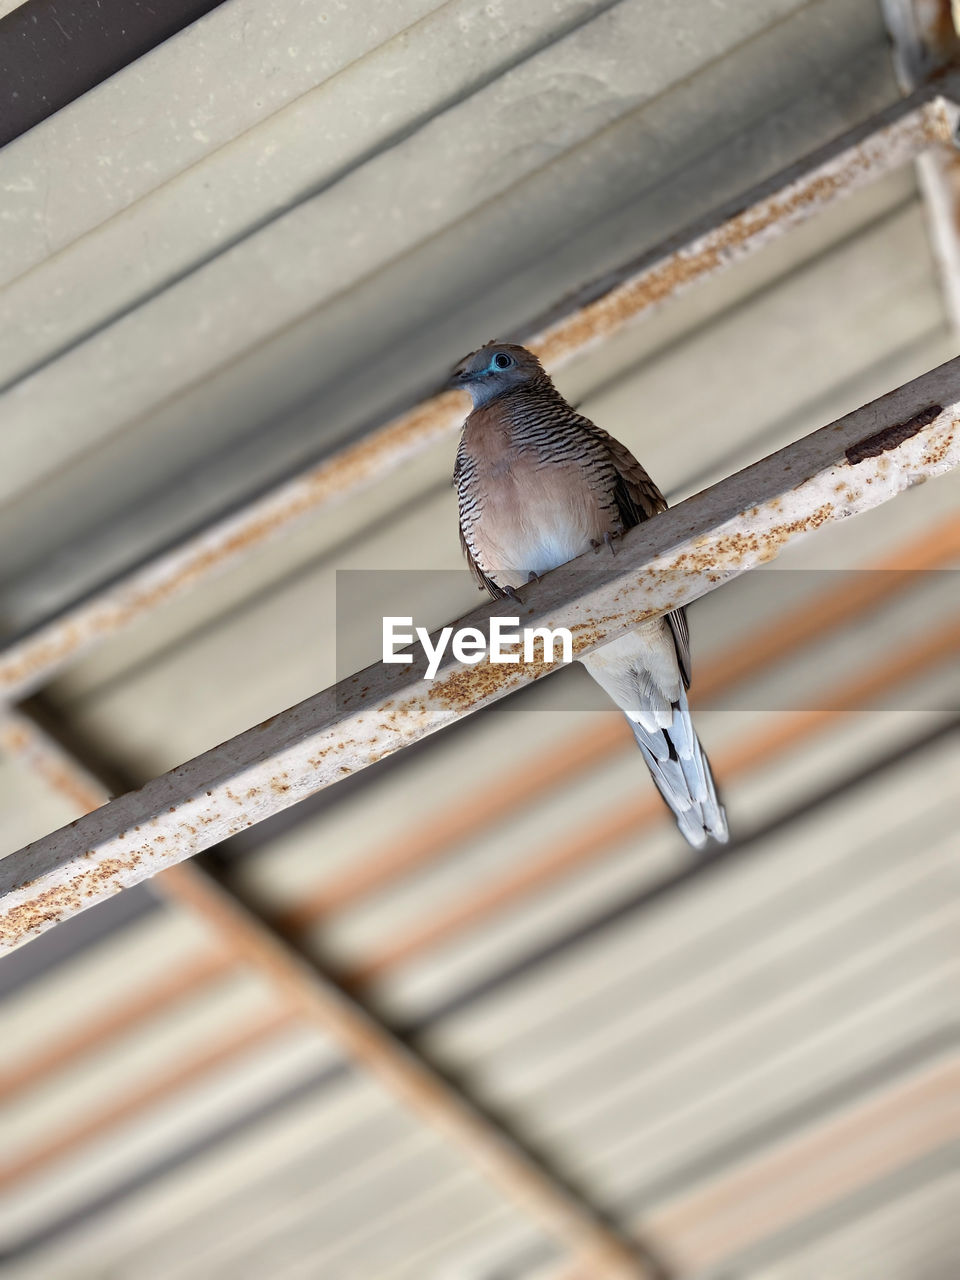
493, 353, 513, 370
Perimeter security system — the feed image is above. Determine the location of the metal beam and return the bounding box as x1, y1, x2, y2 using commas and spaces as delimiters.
883, 2, 960, 332
1, 356, 958, 952
339, 617, 960, 986
0, 80, 957, 705
4, 728, 955, 1271
5, 515, 955, 1107
277, 510, 960, 933
2, 712, 656, 1280
4, 520, 956, 1107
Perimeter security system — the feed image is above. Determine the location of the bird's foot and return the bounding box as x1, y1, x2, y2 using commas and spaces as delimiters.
501, 583, 523, 603
526, 570, 541, 585
591, 530, 623, 557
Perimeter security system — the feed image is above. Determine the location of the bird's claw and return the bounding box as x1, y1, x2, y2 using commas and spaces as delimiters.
591, 530, 622, 557
501, 583, 523, 603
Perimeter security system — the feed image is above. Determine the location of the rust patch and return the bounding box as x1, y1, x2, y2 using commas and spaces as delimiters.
0, 395, 465, 696
428, 656, 549, 711
538, 108, 946, 366
0, 105, 947, 706
845, 405, 942, 464
920, 419, 958, 468
0, 855, 146, 948
0, 722, 104, 812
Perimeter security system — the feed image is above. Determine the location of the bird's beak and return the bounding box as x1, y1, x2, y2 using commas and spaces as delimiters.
446, 369, 471, 391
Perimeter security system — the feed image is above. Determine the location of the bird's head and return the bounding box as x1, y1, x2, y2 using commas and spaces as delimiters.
449, 342, 546, 407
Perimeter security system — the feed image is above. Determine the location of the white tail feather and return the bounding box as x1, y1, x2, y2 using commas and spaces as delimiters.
631, 686, 728, 848
581, 626, 727, 849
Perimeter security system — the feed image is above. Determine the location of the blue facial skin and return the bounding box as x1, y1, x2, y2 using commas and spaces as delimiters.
455, 349, 525, 407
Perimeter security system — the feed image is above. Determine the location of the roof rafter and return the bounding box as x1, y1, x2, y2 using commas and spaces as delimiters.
1, 711, 659, 1280
0, 77, 956, 705
1, 356, 958, 953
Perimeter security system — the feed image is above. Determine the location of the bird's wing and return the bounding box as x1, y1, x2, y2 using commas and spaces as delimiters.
583, 418, 693, 688
455, 440, 508, 599
604, 431, 670, 524
665, 606, 692, 689
459, 523, 507, 599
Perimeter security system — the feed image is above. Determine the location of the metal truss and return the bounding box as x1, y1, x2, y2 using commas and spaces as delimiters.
4, 70, 960, 1280
0, 78, 957, 705
1, 354, 957, 952
0, 710, 657, 1280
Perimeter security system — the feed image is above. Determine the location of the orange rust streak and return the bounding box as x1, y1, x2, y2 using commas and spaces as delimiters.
279, 513, 960, 933
277, 719, 630, 930
0, 722, 105, 815
114, 860, 648, 1274
649, 1058, 960, 1269
343, 618, 960, 986
0, 392, 466, 696
6, 527, 957, 1157
0, 799, 640, 1270
553, 1053, 960, 1280
0, 1007, 297, 1191
537, 104, 949, 366
695, 515, 960, 701
0, 102, 946, 704
0, 950, 236, 1104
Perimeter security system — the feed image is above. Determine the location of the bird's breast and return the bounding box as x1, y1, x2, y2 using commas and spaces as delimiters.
461, 450, 612, 585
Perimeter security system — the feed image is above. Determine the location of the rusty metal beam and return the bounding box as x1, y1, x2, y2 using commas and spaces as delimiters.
10, 712, 955, 1280
883, 3, 960, 332
4, 515, 956, 1111
0, 80, 957, 705
338, 617, 960, 985
5, 516, 956, 1109
1, 356, 958, 953
915, 146, 960, 332
2, 713, 655, 1280
278, 510, 960, 932
883, 0, 960, 86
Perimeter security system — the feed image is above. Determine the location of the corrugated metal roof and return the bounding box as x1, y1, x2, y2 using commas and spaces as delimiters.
1, 1, 958, 1277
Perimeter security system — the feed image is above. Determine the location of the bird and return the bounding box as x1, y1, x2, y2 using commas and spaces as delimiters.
450, 340, 728, 850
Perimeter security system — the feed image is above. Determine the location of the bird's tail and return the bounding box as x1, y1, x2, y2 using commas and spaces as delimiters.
629, 684, 728, 850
